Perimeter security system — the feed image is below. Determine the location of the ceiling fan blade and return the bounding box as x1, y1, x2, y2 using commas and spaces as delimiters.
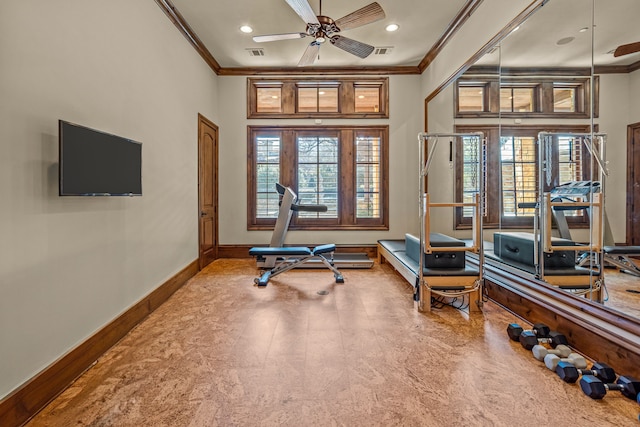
334, 2, 385, 31
613, 41, 640, 57
330, 35, 374, 59
285, 0, 320, 25
297, 42, 321, 66
253, 32, 308, 43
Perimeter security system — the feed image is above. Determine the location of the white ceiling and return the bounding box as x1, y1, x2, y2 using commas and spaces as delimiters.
169, 0, 468, 68
167, 0, 640, 70
479, 0, 640, 69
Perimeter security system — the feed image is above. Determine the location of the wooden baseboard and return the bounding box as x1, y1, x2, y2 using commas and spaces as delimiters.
218, 244, 378, 259
0, 259, 199, 427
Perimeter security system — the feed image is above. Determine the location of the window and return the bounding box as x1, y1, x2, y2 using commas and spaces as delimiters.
455, 72, 596, 118
500, 87, 535, 112
247, 78, 388, 118
455, 125, 592, 228
248, 126, 389, 230
256, 86, 282, 113
458, 84, 487, 112
297, 85, 339, 113
354, 85, 382, 113
553, 86, 576, 112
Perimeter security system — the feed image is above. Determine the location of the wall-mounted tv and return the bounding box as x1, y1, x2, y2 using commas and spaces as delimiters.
59, 120, 142, 196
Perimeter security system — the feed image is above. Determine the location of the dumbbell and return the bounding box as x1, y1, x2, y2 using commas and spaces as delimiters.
543, 353, 587, 371
531, 344, 571, 362
519, 330, 569, 350
555, 361, 617, 384
580, 375, 640, 400
507, 323, 550, 341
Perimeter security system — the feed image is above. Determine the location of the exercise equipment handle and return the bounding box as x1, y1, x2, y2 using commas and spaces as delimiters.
292, 203, 328, 212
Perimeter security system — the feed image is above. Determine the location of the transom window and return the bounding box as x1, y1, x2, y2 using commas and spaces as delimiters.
248, 126, 389, 230
248, 78, 388, 118
455, 72, 596, 118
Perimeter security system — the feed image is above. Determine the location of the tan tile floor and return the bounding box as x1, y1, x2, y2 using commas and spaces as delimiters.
27, 259, 640, 426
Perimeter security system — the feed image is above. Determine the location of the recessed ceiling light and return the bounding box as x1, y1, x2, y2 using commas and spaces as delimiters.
319, 91, 325, 95
385, 24, 399, 32
271, 95, 278, 99
579, 27, 589, 33
240, 25, 253, 33
358, 95, 365, 99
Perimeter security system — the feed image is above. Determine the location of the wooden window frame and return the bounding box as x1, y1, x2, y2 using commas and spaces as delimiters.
247, 125, 389, 230
247, 77, 389, 119
455, 76, 597, 119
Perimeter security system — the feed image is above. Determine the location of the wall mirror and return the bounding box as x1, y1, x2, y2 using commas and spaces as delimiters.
427, 0, 640, 321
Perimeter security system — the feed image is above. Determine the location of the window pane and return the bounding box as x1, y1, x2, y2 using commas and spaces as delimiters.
318, 88, 338, 112
500, 87, 534, 112
298, 87, 318, 112
255, 136, 280, 217
557, 136, 584, 217
512, 88, 533, 112
297, 136, 339, 218
461, 136, 484, 217
500, 88, 512, 112
500, 136, 537, 216
458, 86, 484, 112
256, 87, 282, 113
554, 88, 576, 112
355, 86, 381, 112
356, 135, 381, 218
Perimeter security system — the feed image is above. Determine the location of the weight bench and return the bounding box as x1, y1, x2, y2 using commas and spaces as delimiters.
603, 246, 640, 277
248, 244, 344, 286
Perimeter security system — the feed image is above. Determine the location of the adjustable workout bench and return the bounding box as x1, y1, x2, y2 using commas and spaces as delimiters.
249, 244, 345, 286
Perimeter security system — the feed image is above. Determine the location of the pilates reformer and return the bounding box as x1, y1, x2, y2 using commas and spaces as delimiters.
415, 132, 485, 312
533, 133, 607, 300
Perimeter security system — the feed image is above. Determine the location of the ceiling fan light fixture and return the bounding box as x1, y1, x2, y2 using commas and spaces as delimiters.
385, 24, 399, 32
240, 25, 253, 33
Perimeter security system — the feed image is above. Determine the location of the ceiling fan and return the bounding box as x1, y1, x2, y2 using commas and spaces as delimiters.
613, 41, 640, 57
252, 0, 386, 66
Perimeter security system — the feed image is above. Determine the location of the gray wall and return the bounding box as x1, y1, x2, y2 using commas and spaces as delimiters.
0, 1, 218, 399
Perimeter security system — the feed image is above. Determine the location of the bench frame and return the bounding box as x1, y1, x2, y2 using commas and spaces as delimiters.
249, 244, 344, 286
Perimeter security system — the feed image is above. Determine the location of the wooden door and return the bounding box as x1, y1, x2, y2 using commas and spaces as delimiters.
198, 114, 218, 269
627, 122, 640, 245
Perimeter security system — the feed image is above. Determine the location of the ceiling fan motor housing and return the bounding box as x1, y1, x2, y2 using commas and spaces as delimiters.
307, 16, 339, 43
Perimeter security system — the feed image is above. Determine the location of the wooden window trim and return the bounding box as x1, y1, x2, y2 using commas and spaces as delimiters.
455, 75, 597, 119
247, 77, 389, 119
247, 125, 389, 231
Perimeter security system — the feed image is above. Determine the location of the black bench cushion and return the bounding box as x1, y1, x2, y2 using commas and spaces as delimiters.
406, 233, 466, 269
493, 232, 576, 269
249, 247, 312, 256
604, 246, 640, 255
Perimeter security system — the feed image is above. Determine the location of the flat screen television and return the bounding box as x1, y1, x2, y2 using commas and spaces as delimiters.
59, 120, 142, 196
